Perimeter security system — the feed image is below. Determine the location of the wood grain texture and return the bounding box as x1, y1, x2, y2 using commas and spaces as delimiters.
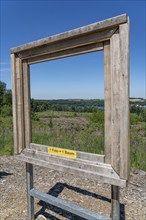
104, 41, 111, 164
11, 14, 127, 53
23, 61, 31, 148
27, 42, 103, 64
17, 150, 127, 187
110, 33, 121, 175
11, 54, 18, 154
18, 29, 114, 60
16, 57, 25, 153
119, 17, 130, 180
30, 143, 105, 163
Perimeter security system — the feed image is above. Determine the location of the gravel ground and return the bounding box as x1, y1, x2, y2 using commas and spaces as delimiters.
0, 156, 145, 220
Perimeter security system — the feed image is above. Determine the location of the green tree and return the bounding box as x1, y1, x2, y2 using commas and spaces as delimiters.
0, 81, 6, 106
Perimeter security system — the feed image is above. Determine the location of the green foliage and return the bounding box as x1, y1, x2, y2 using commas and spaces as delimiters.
130, 124, 146, 171
130, 113, 139, 125
0, 116, 13, 155
0, 81, 12, 116
31, 112, 39, 121
89, 109, 104, 129
139, 109, 146, 122
48, 118, 53, 128
0, 105, 12, 116
130, 105, 142, 115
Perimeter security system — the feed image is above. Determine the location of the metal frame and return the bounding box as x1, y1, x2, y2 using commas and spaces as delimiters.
11, 14, 130, 219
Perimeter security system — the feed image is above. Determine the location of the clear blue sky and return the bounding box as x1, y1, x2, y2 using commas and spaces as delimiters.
0, 0, 145, 99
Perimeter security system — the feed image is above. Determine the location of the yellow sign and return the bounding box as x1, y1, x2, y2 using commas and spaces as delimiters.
48, 147, 77, 159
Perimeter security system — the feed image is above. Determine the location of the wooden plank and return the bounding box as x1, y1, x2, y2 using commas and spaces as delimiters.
11, 14, 127, 53
17, 153, 126, 187
119, 17, 130, 180
16, 57, 25, 153
18, 30, 114, 59
23, 149, 113, 177
23, 61, 31, 147
11, 54, 18, 154
104, 41, 111, 164
30, 143, 105, 163
27, 42, 103, 64
110, 32, 121, 175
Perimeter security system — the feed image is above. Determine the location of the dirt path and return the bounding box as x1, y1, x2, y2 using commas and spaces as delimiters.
0, 156, 145, 220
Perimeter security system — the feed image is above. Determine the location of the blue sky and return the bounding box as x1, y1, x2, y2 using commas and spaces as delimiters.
0, 0, 145, 99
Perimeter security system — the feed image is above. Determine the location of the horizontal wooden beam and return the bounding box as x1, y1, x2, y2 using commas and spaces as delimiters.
27, 42, 103, 64
30, 143, 105, 163
17, 148, 127, 187
18, 29, 112, 60
11, 14, 127, 54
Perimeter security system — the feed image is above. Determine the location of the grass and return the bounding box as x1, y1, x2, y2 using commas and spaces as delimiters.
0, 110, 145, 171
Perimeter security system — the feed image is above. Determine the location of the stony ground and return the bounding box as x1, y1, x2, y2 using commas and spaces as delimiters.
0, 156, 145, 220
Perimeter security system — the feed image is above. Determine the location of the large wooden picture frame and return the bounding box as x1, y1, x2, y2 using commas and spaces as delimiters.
11, 14, 130, 188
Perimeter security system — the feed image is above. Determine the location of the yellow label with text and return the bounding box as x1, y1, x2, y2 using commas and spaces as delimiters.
48, 147, 77, 159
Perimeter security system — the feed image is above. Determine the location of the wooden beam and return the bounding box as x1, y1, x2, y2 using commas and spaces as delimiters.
30, 143, 105, 163
104, 41, 111, 164
119, 17, 130, 180
11, 14, 127, 54
11, 54, 18, 154
17, 150, 126, 187
18, 29, 114, 60
16, 57, 25, 153
23, 61, 31, 147
110, 32, 121, 175
27, 42, 103, 64
23, 149, 113, 176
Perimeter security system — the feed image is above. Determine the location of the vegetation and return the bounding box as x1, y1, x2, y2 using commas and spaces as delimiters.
0, 80, 146, 171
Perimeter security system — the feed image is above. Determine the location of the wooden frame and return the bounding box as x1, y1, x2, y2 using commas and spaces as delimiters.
11, 14, 130, 187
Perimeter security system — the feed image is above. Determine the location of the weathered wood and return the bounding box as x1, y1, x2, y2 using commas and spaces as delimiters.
16, 57, 25, 153
27, 42, 103, 64
18, 29, 114, 60
119, 17, 130, 180
11, 14, 127, 53
110, 33, 121, 175
23, 61, 31, 147
11, 54, 18, 154
23, 148, 113, 177
17, 153, 126, 187
30, 143, 105, 163
104, 41, 111, 164
11, 15, 130, 186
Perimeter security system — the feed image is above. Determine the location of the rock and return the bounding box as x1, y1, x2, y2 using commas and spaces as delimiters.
36, 214, 46, 220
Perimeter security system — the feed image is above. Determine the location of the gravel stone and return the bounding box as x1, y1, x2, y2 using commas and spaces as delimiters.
0, 156, 145, 220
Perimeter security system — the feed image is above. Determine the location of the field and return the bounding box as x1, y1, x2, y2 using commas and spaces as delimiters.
0, 109, 146, 171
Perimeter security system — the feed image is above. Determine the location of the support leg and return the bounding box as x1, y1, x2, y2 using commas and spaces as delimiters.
26, 163, 34, 220
111, 185, 120, 220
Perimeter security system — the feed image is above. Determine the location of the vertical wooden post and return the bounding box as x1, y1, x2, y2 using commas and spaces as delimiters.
104, 41, 111, 164
23, 61, 31, 148
119, 17, 130, 180
11, 54, 18, 154
111, 185, 120, 220
26, 163, 34, 220
110, 32, 121, 175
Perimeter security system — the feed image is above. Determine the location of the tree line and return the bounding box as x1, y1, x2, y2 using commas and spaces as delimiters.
0, 80, 145, 119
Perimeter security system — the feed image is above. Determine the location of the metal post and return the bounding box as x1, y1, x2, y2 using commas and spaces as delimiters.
26, 163, 34, 220
111, 185, 120, 220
